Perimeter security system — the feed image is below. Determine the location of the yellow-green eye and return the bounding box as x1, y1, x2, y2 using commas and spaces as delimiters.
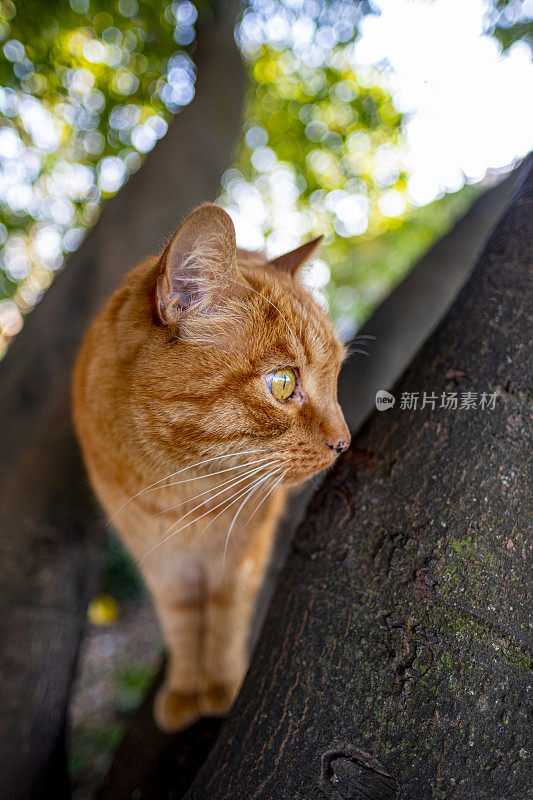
270, 368, 296, 400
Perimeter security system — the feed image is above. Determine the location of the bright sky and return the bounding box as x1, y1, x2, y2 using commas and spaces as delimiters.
353, 0, 533, 205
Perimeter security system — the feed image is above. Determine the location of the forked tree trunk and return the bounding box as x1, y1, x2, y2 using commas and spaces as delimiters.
182, 163, 533, 799
0, 3, 244, 798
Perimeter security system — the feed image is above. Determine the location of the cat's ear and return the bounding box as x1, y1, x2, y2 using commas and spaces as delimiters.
156, 204, 239, 326
269, 235, 323, 276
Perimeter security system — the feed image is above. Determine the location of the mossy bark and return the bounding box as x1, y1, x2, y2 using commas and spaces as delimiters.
184, 164, 533, 800
0, 3, 245, 798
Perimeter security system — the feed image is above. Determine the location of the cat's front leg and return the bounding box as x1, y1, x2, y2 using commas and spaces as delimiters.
199, 524, 278, 718
153, 577, 246, 729
153, 594, 204, 732
143, 553, 206, 732
198, 583, 248, 718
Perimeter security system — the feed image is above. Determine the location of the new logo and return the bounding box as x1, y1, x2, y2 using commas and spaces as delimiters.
375, 390, 396, 411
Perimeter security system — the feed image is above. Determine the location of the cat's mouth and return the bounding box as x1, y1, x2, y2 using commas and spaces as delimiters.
278, 453, 338, 486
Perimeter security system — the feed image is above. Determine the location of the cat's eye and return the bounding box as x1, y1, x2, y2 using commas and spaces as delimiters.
269, 368, 296, 400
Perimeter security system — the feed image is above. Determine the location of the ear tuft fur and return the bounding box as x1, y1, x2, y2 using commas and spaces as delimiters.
156, 204, 239, 327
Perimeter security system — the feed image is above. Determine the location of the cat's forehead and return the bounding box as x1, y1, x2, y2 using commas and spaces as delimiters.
241, 261, 344, 372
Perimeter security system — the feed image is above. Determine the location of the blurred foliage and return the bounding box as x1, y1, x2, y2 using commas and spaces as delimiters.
219, 46, 412, 335
68, 720, 124, 788
486, 0, 533, 53
0, 0, 201, 355
69, 661, 157, 788
103, 532, 146, 600
114, 664, 158, 713
219, 2, 485, 337
0, 0, 531, 354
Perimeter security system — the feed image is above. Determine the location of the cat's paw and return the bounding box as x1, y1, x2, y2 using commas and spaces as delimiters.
153, 686, 201, 733
197, 680, 241, 717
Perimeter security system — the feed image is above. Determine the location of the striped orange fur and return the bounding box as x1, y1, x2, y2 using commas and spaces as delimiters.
72, 204, 350, 731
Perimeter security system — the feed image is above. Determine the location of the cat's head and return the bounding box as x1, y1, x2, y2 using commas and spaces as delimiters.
131, 204, 350, 485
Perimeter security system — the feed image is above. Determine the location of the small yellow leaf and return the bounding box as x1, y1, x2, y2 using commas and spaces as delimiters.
87, 594, 118, 626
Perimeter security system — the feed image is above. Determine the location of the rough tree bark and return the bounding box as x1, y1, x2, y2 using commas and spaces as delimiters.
0, 3, 244, 798
181, 165, 533, 798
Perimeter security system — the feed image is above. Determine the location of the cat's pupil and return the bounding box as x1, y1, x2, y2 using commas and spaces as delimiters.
271, 368, 296, 400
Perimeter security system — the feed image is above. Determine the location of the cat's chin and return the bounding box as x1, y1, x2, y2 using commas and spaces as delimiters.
283, 463, 331, 486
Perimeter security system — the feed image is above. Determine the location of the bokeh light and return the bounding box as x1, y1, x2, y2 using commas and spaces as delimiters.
0, 0, 531, 355
0, 0, 198, 355
218, 0, 532, 341
354, 0, 533, 205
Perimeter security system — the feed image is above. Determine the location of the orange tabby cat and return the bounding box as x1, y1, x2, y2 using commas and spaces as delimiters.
72, 204, 350, 732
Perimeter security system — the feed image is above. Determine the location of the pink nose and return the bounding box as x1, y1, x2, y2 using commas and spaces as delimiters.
325, 436, 350, 455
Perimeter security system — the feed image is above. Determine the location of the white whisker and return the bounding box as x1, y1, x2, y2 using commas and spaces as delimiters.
245, 467, 288, 530
221, 471, 276, 563
195, 464, 284, 543
159, 463, 281, 535
106, 448, 272, 525
155, 459, 281, 515
139, 464, 286, 562
242, 468, 284, 528
220, 468, 288, 579
147, 456, 273, 494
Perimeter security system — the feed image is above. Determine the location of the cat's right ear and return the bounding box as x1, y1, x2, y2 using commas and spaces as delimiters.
156, 204, 239, 326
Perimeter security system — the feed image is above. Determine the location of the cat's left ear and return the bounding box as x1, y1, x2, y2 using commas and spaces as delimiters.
156, 204, 240, 326
269, 235, 323, 276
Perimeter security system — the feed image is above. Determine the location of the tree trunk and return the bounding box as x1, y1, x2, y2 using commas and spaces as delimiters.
183, 162, 533, 799
0, 3, 244, 798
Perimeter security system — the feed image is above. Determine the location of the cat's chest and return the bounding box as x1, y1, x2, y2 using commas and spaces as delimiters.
116, 474, 279, 560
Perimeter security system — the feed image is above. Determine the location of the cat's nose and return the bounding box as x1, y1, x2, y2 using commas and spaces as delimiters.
323, 404, 350, 456
325, 434, 351, 455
